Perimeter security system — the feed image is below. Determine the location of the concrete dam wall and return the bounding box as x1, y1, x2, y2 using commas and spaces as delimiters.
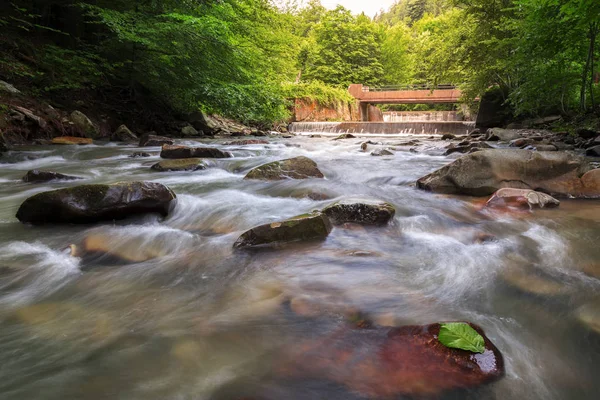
289, 121, 476, 135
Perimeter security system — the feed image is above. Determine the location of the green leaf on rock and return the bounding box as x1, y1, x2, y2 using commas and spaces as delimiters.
438, 323, 486, 354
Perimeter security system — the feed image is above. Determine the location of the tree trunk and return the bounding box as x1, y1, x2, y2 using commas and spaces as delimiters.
590, 23, 597, 109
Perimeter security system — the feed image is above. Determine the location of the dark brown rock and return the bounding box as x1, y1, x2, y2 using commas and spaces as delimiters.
441, 133, 456, 140
16, 182, 176, 225
234, 212, 332, 249
333, 133, 356, 140
151, 159, 207, 172
277, 322, 504, 398
323, 198, 395, 225
244, 156, 324, 180
138, 133, 174, 147
129, 152, 151, 158
23, 170, 82, 183
586, 145, 600, 157
160, 144, 232, 159
112, 125, 137, 142
576, 128, 599, 139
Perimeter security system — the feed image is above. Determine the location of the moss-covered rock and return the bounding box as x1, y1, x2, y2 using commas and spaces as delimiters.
111, 124, 137, 142
322, 198, 396, 225
16, 181, 176, 225
23, 170, 82, 183
234, 212, 332, 249
52, 136, 93, 145
160, 144, 232, 159
244, 156, 324, 180
151, 158, 207, 172
71, 110, 100, 139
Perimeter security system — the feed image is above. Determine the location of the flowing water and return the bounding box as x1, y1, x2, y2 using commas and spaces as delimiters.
0, 135, 599, 400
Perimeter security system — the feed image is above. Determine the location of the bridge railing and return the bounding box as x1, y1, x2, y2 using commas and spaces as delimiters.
362, 84, 457, 92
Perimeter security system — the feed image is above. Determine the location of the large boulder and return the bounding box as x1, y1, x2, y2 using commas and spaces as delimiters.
138, 133, 174, 147
160, 144, 232, 159
417, 149, 600, 197
111, 125, 137, 142
487, 128, 522, 142
180, 124, 199, 137
151, 159, 207, 172
70, 110, 100, 139
485, 188, 560, 209
23, 170, 82, 183
277, 322, 504, 398
244, 156, 324, 180
51, 136, 93, 145
323, 198, 396, 226
16, 182, 176, 225
234, 212, 332, 249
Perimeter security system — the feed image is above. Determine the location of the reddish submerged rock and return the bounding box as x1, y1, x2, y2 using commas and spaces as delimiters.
277, 322, 504, 398
486, 188, 560, 209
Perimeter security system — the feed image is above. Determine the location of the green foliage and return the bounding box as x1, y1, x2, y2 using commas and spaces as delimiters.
438, 322, 486, 354
281, 81, 354, 106
301, 7, 384, 87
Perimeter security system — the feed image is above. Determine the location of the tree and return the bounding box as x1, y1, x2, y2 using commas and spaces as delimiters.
303, 6, 384, 87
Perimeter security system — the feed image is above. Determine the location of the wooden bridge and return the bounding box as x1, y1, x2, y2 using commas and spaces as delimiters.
348, 84, 463, 121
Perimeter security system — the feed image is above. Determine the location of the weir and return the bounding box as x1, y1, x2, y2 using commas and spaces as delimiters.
289, 121, 475, 135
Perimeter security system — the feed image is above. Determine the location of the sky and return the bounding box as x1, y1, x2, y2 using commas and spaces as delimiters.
320, 0, 398, 17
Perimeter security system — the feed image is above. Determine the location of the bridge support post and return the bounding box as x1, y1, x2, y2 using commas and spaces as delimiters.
359, 102, 369, 122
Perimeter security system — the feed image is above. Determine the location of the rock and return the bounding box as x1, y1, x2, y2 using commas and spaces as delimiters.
487, 128, 522, 142
138, 133, 174, 147
441, 133, 456, 140
244, 156, 324, 180
586, 145, 600, 157
12, 106, 47, 129
445, 142, 492, 155
111, 125, 137, 142
277, 322, 504, 398
501, 264, 566, 296
361, 142, 368, 151
129, 152, 151, 158
510, 138, 532, 148
151, 158, 207, 172
70, 110, 100, 139
529, 144, 557, 152
16, 182, 176, 225
323, 198, 395, 225
417, 149, 599, 197
371, 149, 394, 156
22, 170, 82, 183
468, 129, 483, 137
181, 124, 199, 137
224, 140, 269, 145
485, 188, 560, 209
575, 128, 599, 139
333, 133, 356, 140
576, 300, 600, 335
0, 80, 20, 94
234, 212, 332, 249
531, 115, 561, 126
160, 144, 232, 159
51, 136, 93, 145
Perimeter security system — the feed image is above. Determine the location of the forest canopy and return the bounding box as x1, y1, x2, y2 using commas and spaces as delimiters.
0, 0, 599, 124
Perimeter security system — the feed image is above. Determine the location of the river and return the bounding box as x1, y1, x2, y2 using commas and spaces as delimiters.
0, 134, 598, 400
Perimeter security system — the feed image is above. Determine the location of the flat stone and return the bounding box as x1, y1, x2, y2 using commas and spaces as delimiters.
16, 182, 176, 225
151, 158, 207, 172
234, 212, 332, 249
160, 144, 232, 159
486, 188, 560, 209
51, 136, 93, 145
244, 156, 324, 180
276, 322, 504, 398
323, 198, 396, 225
22, 170, 82, 183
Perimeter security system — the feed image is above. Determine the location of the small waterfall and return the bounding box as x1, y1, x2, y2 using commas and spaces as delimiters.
289, 121, 476, 136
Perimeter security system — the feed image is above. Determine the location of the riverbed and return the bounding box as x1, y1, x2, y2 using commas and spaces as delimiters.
0, 135, 598, 400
